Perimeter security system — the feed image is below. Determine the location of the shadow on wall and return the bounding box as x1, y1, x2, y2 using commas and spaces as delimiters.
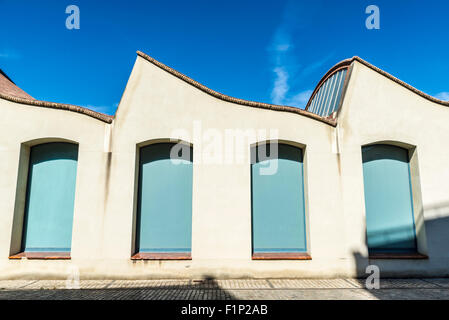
353, 200, 449, 279
366, 224, 419, 251
349, 202, 449, 299
422, 201, 449, 259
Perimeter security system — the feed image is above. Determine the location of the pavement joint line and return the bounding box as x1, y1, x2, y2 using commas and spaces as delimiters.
103, 280, 115, 289
2, 287, 448, 291
266, 279, 275, 289
420, 278, 444, 288
343, 278, 360, 288
1, 279, 447, 291
19, 280, 39, 289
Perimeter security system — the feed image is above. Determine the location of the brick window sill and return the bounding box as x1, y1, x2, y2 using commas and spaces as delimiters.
9, 252, 71, 260
131, 252, 192, 260
252, 252, 311, 260
368, 253, 428, 260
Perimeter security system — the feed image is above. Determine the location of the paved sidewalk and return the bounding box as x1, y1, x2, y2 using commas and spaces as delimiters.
1, 279, 449, 300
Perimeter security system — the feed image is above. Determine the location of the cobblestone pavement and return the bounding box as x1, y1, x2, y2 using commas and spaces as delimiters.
1, 279, 449, 300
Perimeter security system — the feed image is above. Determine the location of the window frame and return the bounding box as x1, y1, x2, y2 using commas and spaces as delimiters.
9, 139, 79, 260
131, 140, 193, 261
250, 141, 311, 261
361, 141, 428, 260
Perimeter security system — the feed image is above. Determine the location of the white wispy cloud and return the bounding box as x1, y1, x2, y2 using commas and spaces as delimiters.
268, 1, 330, 109
286, 89, 314, 107
302, 53, 335, 76
268, 23, 295, 106
435, 92, 449, 101
87, 102, 118, 115
271, 67, 289, 105
0, 49, 21, 59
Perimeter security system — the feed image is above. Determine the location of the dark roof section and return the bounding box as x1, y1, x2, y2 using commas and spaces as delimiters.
0, 69, 34, 100
0, 69, 113, 123
0, 69, 15, 83
136, 51, 337, 126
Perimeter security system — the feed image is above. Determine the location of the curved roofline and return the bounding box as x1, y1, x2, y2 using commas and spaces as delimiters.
136, 51, 337, 126
305, 59, 352, 111
0, 93, 114, 123
2, 52, 446, 126
351, 56, 449, 107
0, 92, 113, 123
0, 70, 113, 124
306, 56, 449, 111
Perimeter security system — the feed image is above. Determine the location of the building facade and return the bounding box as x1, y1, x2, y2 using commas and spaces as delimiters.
0, 52, 448, 279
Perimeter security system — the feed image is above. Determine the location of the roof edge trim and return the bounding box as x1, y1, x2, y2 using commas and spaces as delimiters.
352, 56, 449, 107
306, 56, 449, 112
136, 51, 337, 127
0, 92, 113, 124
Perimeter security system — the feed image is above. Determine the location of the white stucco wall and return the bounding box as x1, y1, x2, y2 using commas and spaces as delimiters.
0, 100, 110, 279
0, 56, 448, 279
336, 61, 449, 277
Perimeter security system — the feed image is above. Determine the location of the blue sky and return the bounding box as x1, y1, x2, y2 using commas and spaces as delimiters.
1, 0, 448, 115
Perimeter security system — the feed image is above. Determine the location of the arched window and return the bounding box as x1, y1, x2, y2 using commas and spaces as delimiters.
251, 143, 308, 259
134, 142, 193, 260
21, 142, 78, 255
362, 144, 417, 254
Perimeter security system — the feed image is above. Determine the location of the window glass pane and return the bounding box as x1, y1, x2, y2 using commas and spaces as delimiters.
22, 142, 78, 252
251, 144, 307, 253
137, 143, 193, 253
309, 69, 347, 117
362, 144, 417, 253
